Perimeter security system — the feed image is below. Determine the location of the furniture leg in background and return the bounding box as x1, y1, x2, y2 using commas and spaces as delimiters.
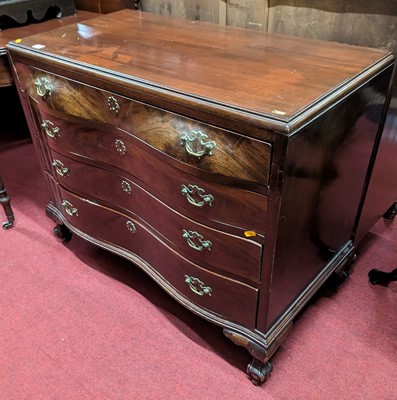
383, 201, 397, 219
0, 7, 98, 234
0, 175, 14, 229
368, 268, 397, 286
367, 201, 397, 286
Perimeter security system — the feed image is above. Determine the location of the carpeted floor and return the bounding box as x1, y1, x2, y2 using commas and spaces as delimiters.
0, 137, 396, 399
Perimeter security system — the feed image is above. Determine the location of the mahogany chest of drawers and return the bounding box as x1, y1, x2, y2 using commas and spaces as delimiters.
7, 10, 394, 384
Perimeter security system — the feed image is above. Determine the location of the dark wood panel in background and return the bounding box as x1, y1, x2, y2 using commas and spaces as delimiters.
75, 0, 396, 63
267, 2, 397, 87
134, 1, 397, 61
74, 0, 138, 14
225, 0, 268, 30
141, 0, 224, 24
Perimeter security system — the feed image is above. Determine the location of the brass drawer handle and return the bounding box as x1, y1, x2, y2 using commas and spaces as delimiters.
180, 130, 216, 158
126, 220, 136, 233
62, 200, 78, 217
52, 159, 69, 177
121, 180, 132, 194
108, 96, 120, 114
182, 229, 212, 252
181, 184, 214, 208
115, 139, 126, 156
42, 120, 60, 139
184, 275, 212, 296
34, 77, 53, 98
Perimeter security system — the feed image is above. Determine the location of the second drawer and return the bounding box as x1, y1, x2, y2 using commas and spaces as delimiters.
49, 151, 263, 283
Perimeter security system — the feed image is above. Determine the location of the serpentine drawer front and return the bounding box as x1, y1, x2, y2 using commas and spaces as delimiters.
19, 64, 272, 188
32, 106, 269, 234
49, 150, 263, 283
57, 187, 258, 329
8, 9, 394, 385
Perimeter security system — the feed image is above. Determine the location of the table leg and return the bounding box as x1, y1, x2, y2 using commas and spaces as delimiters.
383, 201, 397, 219
0, 175, 14, 229
368, 268, 397, 286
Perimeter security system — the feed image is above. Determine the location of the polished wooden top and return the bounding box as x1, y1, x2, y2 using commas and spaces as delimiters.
0, 11, 97, 49
7, 10, 394, 125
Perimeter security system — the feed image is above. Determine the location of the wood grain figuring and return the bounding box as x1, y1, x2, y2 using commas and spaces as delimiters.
8, 10, 391, 122
32, 106, 269, 235
49, 151, 263, 283
57, 187, 258, 329
32, 104, 268, 227
48, 131, 267, 235
20, 64, 272, 187
72, 145, 265, 231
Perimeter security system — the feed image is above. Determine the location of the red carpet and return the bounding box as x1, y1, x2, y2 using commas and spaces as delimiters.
0, 137, 396, 399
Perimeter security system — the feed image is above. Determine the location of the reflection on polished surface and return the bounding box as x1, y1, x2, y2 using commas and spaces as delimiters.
266, 69, 393, 328
355, 106, 397, 242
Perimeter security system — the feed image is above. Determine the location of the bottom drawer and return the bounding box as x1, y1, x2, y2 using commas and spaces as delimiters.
57, 187, 258, 329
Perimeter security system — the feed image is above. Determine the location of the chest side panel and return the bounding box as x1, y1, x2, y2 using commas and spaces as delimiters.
262, 65, 394, 331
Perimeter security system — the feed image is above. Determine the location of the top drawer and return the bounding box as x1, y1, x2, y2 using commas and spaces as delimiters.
18, 63, 272, 187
